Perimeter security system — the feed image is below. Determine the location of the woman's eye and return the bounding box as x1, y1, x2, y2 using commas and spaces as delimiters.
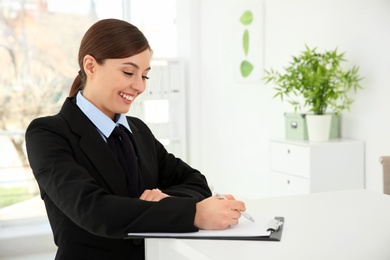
124, 72, 149, 80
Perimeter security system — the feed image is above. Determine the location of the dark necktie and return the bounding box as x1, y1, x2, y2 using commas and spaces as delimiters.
107, 125, 141, 197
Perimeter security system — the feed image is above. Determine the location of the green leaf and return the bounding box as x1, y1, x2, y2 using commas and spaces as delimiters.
240, 60, 254, 77
240, 10, 253, 25
243, 29, 249, 56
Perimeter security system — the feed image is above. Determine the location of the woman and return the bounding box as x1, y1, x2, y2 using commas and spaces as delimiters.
25, 18, 246, 260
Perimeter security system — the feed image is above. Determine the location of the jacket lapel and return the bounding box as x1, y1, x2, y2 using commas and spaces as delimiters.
60, 98, 129, 197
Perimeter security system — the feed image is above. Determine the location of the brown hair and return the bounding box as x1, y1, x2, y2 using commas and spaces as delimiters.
69, 19, 151, 97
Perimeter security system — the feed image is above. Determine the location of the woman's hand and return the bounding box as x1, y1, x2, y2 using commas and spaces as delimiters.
194, 194, 246, 230
139, 188, 169, 202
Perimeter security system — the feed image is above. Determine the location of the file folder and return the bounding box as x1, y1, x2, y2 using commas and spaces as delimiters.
126, 216, 284, 242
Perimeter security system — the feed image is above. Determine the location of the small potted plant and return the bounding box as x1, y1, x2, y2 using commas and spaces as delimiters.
263, 45, 363, 141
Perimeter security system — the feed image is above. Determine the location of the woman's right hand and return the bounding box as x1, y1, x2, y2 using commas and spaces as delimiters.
139, 188, 169, 202
194, 194, 246, 230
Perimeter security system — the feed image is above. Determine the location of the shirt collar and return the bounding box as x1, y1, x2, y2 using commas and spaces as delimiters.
75, 91, 132, 138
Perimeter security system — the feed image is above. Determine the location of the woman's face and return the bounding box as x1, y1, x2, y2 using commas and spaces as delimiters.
82, 49, 151, 120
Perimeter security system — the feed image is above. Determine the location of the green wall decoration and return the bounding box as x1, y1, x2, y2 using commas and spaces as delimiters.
240, 10, 253, 25
240, 60, 254, 78
243, 29, 249, 56
233, 2, 263, 83
239, 10, 254, 78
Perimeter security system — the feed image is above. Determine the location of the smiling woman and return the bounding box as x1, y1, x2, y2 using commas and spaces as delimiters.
23, 16, 246, 260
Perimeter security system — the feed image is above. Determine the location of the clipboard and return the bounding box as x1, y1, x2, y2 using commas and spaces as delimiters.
126, 216, 284, 242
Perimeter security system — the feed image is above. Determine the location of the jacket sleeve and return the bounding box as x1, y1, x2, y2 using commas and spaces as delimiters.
25, 115, 208, 239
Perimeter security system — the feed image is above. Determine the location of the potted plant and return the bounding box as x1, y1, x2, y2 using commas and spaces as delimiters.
263, 45, 363, 141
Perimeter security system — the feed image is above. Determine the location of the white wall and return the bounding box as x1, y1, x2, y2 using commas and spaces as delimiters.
178, 0, 390, 198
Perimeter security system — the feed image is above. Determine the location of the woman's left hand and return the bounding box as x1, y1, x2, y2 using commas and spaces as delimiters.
139, 188, 169, 202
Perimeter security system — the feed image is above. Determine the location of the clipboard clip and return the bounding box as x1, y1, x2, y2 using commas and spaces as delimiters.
267, 219, 283, 232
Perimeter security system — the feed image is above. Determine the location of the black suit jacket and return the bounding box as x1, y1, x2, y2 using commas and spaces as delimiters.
25, 98, 211, 260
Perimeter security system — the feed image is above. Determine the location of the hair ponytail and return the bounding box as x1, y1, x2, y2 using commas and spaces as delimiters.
69, 74, 82, 97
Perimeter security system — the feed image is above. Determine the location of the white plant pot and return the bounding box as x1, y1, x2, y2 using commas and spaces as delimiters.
306, 114, 332, 141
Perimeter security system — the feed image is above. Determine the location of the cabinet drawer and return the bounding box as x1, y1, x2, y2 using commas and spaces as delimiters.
270, 142, 310, 178
270, 171, 309, 197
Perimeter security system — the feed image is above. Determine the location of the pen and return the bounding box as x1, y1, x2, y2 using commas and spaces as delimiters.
215, 193, 255, 222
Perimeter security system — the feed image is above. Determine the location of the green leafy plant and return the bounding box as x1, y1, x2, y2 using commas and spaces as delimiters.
263, 45, 363, 115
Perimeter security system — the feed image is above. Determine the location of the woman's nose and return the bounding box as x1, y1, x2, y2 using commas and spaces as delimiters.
132, 76, 146, 93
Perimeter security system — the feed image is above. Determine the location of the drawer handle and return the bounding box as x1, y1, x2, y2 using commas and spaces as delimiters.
287, 149, 290, 154
287, 179, 290, 185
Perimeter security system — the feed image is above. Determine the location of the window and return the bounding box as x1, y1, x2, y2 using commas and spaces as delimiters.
0, 0, 101, 221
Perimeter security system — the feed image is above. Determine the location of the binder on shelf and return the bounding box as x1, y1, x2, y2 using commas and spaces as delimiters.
126, 216, 284, 242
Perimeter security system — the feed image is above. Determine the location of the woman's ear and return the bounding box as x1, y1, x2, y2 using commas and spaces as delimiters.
83, 55, 96, 78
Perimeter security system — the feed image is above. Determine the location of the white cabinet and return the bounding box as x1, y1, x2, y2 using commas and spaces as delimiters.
270, 139, 365, 197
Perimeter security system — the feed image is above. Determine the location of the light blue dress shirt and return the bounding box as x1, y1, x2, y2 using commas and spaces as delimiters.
75, 91, 132, 140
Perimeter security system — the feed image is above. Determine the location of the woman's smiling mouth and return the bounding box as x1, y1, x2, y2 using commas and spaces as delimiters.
119, 92, 134, 101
